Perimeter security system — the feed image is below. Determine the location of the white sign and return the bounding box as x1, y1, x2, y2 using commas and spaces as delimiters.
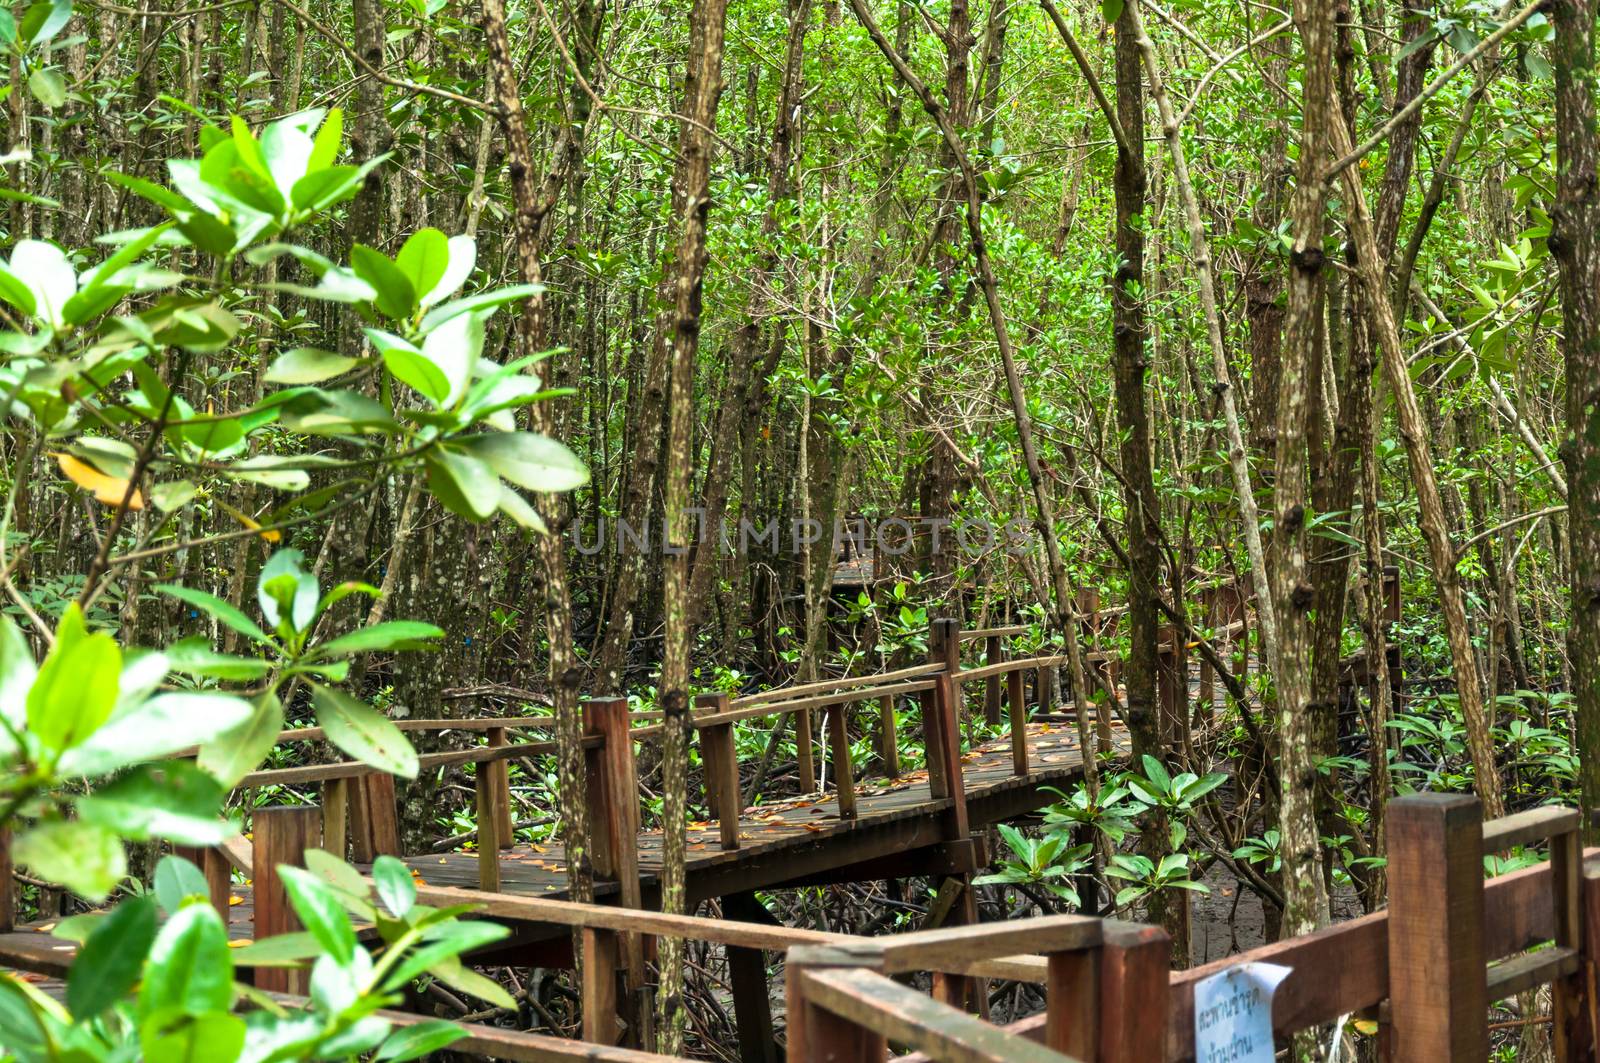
1192, 961, 1293, 1063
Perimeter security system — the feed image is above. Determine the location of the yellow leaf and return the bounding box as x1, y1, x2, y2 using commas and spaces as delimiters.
227, 939, 253, 948
55, 454, 144, 510
217, 499, 280, 543
1351, 1019, 1378, 1036
228, 895, 243, 906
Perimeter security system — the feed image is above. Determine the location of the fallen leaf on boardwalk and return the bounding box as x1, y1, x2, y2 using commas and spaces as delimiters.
33, 923, 56, 933
802, 824, 824, 833
229, 895, 243, 906
227, 939, 253, 948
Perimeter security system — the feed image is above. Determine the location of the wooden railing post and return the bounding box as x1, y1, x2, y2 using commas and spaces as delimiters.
253, 805, 322, 994
581, 925, 622, 1044
1155, 625, 1183, 748
794, 700, 817, 795
920, 684, 948, 800
348, 772, 400, 861
877, 694, 900, 779
825, 697, 857, 821
172, 844, 233, 916
0, 823, 15, 933
784, 944, 888, 1063
583, 697, 642, 909
487, 726, 515, 849
583, 696, 646, 1045
696, 694, 741, 849
984, 634, 1003, 725
1197, 586, 1217, 723
1387, 794, 1487, 1062
475, 765, 501, 891
930, 617, 961, 717
1095, 922, 1171, 1063
320, 779, 348, 861
1009, 667, 1028, 776
931, 673, 969, 843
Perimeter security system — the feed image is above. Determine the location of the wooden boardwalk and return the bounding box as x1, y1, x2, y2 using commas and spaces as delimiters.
400, 719, 1128, 906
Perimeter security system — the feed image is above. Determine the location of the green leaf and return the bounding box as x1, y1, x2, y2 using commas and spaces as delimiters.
141, 1010, 246, 1063
20, 0, 71, 47
26, 67, 65, 109
0, 262, 37, 319
149, 480, 199, 512
68, 894, 157, 1016
350, 244, 416, 319
378, 337, 451, 404
229, 931, 322, 968
463, 432, 589, 493
425, 449, 500, 521
153, 855, 211, 916
167, 637, 271, 682
276, 866, 357, 965
394, 229, 449, 305
59, 691, 253, 777
417, 283, 541, 335
311, 684, 418, 778
197, 690, 283, 788
256, 548, 318, 633
418, 306, 484, 407
302, 848, 377, 921
307, 108, 343, 171
313, 620, 443, 660
378, 923, 510, 993
420, 235, 476, 308
264, 347, 359, 385
15, 819, 126, 901
10, 240, 76, 329
77, 762, 232, 845
27, 602, 120, 754
0, 616, 36, 753
376, 1021, 467, 1061
372, 855, 416, 918
155, 585, 271, 645
1100, 0, 1123, 21
426, 955, 516, 1010
229, 455, 311, 492
141, 903, 233, 1017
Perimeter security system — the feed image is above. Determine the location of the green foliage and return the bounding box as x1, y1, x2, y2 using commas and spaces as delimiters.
0, 853, 490, 1063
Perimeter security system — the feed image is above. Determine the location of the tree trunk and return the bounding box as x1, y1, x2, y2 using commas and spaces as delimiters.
656, 0, 731, 1047
1273, 0, 1336, 938
1550, 0, 1600, 839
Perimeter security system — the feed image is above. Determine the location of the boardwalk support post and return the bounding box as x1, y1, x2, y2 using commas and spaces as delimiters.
253, 805, 322, 994
724, 891, 779, 1063
1387, 793, 1488, 1062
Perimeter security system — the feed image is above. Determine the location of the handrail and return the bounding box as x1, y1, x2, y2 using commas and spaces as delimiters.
731, 660, 947, 708
234, 735, 596, 789
800, 967, 1075, 1062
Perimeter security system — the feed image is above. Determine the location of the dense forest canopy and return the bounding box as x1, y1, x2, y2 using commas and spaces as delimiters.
0, 0, 1598, 1055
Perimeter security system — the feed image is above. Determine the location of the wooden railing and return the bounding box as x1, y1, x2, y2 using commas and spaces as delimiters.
887, 794, 1588, 1063
5, 793, 1582, 1061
